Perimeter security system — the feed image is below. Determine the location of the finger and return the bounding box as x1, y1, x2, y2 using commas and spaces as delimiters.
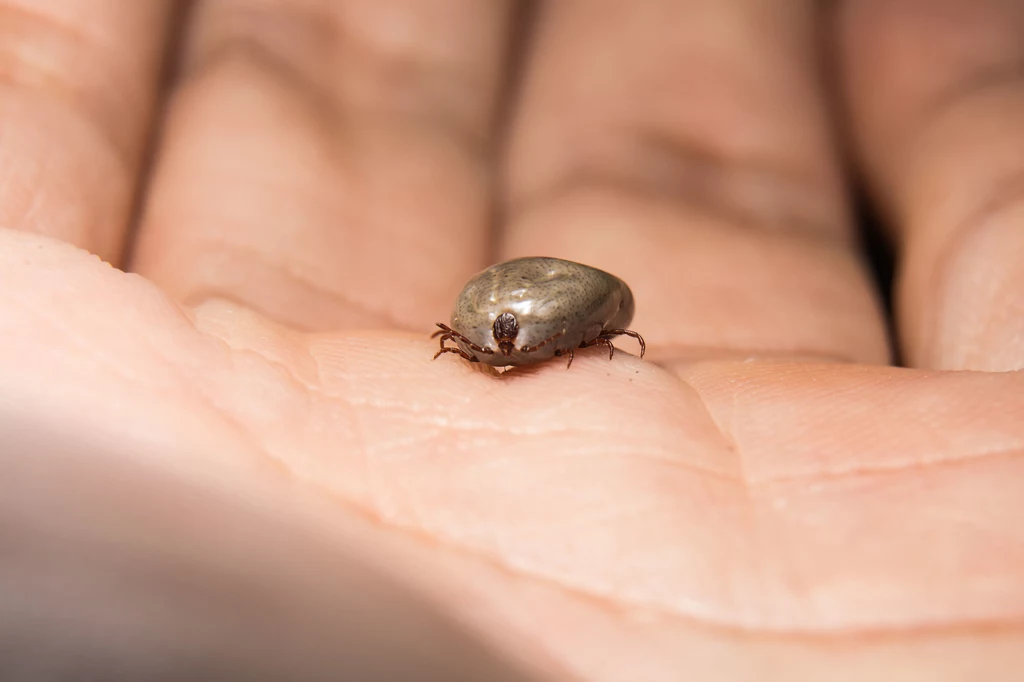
838, 0, 1024, 370
0, 0, 176, 262
130, 0, 512, 332
502, 0, 888, 364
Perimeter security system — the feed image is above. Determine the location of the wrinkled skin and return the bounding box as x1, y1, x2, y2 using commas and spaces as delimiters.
2, 1, 1024, 681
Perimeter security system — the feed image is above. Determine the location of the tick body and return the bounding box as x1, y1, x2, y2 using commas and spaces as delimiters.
433, 257, 645, 368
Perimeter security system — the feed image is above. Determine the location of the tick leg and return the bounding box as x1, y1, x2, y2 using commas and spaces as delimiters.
555, 347, 574, 369
579, 335, 615, 360
599, 328, 646, 358
433, 346, 479, 362
434, 331, 481, 362
433, 323, 494, 356
437, 332, 459, 352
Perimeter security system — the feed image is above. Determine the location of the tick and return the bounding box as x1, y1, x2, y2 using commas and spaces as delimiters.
432, 257, 645, 368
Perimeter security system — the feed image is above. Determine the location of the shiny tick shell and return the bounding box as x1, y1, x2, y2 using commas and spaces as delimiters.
432, 257, 645, 368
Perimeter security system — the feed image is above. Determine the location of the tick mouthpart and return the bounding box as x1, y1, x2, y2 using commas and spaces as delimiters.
492, 312, 519, 356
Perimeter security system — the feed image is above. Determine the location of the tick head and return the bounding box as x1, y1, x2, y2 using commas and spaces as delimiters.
492, 312, 519, 356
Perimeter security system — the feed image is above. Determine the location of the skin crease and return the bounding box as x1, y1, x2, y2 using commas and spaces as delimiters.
442, 257, 636, 367
2, 1, 1024, 681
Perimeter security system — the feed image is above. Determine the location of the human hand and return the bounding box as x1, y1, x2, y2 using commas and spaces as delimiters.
2, 1, 1023, 680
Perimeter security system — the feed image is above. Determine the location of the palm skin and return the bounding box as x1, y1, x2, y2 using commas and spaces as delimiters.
2, 1, 1024, 681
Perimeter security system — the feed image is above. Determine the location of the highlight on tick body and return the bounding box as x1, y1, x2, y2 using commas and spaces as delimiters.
431, 257, 645, 369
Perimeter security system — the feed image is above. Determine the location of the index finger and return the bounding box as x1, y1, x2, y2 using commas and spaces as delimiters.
0, 0, 176, 262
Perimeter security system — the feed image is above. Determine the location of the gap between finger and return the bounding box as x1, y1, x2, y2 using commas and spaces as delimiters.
838, 0, 1024, 370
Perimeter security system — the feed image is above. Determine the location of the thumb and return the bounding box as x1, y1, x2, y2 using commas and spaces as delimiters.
0, 418, 549, 682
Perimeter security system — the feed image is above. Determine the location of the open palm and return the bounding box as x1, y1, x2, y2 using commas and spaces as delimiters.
2, 2, 1023, 681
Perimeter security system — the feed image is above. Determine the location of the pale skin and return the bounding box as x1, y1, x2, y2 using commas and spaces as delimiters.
2, 1, 1024, 680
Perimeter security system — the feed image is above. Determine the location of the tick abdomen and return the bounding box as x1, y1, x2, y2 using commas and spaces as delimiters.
435, 257, 642, 368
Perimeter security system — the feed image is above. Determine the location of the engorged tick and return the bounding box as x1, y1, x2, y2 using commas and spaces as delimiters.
432, 257, 645, 368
